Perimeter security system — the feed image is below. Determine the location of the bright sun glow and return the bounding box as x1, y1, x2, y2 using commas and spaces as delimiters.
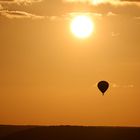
70, 15, 94, 39
92, 0, 104, 5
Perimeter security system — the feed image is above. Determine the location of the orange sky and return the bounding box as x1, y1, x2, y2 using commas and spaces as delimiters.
0, 0, 140, 126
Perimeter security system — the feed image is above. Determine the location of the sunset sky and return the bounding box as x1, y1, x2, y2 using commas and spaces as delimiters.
0, 0, 140, 127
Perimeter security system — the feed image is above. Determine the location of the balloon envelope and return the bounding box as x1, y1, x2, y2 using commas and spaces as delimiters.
97, 81, 109, 95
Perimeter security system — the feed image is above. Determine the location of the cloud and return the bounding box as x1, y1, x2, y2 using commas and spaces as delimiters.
0, 0, 44, 19
61, 0, 140, 18
0, 10, 44, 19
68, 12, 102, 16
46, 12, 102, 22
63, 0, 140, 6
90, 82, 134, 89
111, 32, 120, 37
134, 16, 140, 20
0, 0, 42, 5
0, 4, 3, 9
0, 0, 139, 20
107, 11, 117, 16
122, 0, 140, 2
111, 83, 134, 88
63, 0, 120, 5
67, 12, 102, 20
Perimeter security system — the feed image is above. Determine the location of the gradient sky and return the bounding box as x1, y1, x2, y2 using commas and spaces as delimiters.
0, 0, 140, 126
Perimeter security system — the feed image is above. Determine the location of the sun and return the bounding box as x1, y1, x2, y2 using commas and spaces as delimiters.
70, 15, 94, 39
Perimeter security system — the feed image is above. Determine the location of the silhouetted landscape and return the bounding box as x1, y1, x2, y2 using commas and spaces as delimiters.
1, 125, 140, 140
1, 1, 140, 140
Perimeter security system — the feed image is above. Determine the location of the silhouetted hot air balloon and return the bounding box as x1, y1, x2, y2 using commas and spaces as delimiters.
97, 81, 109, 95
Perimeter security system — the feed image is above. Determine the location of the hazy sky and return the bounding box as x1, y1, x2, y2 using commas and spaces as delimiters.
0, 0, 140, 126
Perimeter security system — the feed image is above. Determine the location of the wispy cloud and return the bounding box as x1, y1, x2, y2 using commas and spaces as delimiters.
134, 16, 140, 19
68, 12, 102, 17
0, 0, 42, 5
91, 82, 134, 88
111, 83, 134, 88
1, 0, 140, 20
107, 12, 117, 16
0, 10, 44, 19
0, 0, 44, 19
111, 32, 120, 37
0, 4, 3, 9
62, 0, 140, 18
46, 12, 102, 21
122, 0, 140, 2
63, 0, 140, 6
63, 0, 120, 5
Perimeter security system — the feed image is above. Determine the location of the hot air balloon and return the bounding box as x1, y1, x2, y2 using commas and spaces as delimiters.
97, 81, 109, 95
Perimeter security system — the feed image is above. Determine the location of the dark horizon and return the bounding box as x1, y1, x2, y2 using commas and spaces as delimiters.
0, 0, 140, 127
1, 125, 140, 140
